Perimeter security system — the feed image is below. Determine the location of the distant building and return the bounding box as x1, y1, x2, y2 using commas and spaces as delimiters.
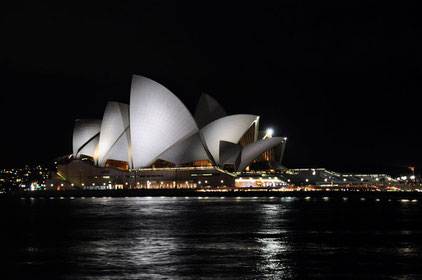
283, 168, 398, 188
0, 165, 50, 191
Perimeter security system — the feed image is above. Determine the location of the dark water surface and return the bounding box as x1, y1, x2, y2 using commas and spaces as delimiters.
2, 196, 422, 279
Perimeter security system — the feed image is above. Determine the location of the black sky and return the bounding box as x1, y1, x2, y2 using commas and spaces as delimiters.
1, 1, 421, 175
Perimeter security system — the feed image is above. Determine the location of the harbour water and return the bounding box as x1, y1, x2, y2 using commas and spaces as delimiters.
2, 196, 422, 279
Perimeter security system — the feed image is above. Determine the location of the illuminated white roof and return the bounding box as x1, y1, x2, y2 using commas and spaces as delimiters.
179, 133, 209, 164
97, 102, 130, 167
157, 134, 193, 165
71, 75, 287, 171
237, 137, 286, 172
199, 114, 259, 165
77, 135, 99, 159
158, 133, 209, 165
72, 119, 101, 158
129, 75, 198, 168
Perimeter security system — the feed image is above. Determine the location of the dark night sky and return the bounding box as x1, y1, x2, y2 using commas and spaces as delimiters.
1, 1, 421, 176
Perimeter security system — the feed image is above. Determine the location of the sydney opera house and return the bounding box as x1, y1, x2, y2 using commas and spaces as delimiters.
47, 75, 287, 190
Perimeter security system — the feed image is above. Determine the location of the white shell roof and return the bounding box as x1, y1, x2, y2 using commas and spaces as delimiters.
179, 133, 209, 164
158, 133, 210, 165
97, 102, 130, 167
77, 134, 100, 158
199, 114, 259, 165
237, 137, 286, 172
157, 134, 193, 165
71, 76, 286, 171
72, 119, 102, 157
129, 75, 198, 168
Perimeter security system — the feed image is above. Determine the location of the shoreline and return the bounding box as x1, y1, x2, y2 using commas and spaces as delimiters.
2, 189, 422, 199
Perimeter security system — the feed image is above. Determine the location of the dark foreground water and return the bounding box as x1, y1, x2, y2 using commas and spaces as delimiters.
2, 196, 422, 279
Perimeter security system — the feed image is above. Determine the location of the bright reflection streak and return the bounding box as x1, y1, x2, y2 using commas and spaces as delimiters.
256, 237, 290, 276
280, 197, 295, 202
255, 203, 292, 278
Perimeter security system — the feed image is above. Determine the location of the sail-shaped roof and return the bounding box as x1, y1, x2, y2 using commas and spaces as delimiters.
71, 75, 287, 172
129, 75, 198, 168
158, 133, 209, 165
199, 114, 258, 165
237, 137, 286, 172
97, 102, 130, 167
72, 119, 102, 158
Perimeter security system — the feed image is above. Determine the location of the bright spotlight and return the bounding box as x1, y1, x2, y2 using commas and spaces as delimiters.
266, 128, 273, 136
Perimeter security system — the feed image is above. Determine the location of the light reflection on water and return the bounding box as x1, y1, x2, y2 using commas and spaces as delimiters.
255, 203, 292, 278
2, 197, 422, 279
